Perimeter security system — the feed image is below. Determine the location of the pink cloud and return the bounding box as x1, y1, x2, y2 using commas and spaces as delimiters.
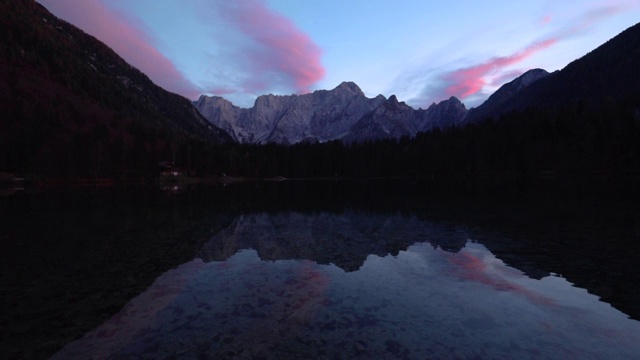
450, 251, 555, 306
37, 0, 200, 99
443, 38, 558, 99
576, 2, 635, 30
418, 2, 639, 107
216, 0, 325, 94
490, 69, 525, 86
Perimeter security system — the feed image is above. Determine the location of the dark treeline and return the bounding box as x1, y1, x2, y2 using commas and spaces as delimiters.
0, 111, 224, 180
4, 96, 640, 180
209, 98, 640, 179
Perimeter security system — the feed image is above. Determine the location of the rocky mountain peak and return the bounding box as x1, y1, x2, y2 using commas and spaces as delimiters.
428, 96, 465, 110
445, 96, 466, 110
387, 94, 400, 108
420, 96, 468, 131
380, 95, 414, 114
194, 94, 235, 109
514, 68, 550, 90
334, 81, 364, 96
448, 96, 463, 104
255, 93, 276, 107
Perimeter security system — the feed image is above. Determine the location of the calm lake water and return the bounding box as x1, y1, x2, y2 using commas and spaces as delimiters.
2, 179, 640, 359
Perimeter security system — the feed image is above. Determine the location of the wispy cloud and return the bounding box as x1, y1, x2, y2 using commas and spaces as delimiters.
411, 1, 638, 108
449, 250, 556, 306
489, 69, 526, 87
38, 0, 201, 99
442, 38, 557, 100
38, 0, 325, 103
214, 0, 325, 94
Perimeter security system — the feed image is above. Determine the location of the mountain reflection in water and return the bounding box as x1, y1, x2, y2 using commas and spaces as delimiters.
3, 180, 640, 359
52, 211, 640, 360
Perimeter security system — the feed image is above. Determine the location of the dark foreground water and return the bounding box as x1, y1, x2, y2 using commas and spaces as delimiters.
2, 179, 640, 359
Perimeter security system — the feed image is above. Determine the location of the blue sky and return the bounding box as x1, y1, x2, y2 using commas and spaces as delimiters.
38, 0, 640, 108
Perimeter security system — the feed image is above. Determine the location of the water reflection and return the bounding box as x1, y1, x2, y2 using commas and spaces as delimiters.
3, 180, 640, 358
52, 212, 640, 359
198, 212, 468, 271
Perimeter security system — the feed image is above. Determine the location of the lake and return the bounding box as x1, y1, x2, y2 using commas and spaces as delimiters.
2, 179, 640, 359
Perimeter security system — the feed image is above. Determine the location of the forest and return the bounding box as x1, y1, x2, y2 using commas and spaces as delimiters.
6, 96, 638, 181
210, 99, 640, 179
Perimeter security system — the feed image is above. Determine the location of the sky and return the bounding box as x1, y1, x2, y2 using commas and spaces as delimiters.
37, 0, 640, 109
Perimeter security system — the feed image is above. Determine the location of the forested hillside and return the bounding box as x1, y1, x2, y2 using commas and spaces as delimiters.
0, 0, 231, 180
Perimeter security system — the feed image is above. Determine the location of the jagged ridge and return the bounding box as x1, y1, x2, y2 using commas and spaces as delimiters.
194, 82, 467, 144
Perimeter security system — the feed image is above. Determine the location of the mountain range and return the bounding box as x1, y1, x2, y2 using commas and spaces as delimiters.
1, 0, 639, 177
194, 82, 467, 144
194, 21, 640, 145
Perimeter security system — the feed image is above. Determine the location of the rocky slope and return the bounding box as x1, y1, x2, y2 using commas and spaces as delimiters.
194, 82, 467, 144
421, 96, 469, 131
195, 82, 386, 144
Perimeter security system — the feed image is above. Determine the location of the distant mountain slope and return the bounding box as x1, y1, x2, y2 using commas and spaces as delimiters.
343, 95, 420, 142
195, 82, 387, 144
465, 22, 640, 123
421, 96, 468, 132
194, 82, 467, 144
0, 0, 232, 178
464, 69, 549, 124
343, 95, 468, 143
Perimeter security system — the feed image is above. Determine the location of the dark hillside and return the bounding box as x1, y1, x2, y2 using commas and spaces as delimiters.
466, 22, 640, 124
0, 0, 232, 179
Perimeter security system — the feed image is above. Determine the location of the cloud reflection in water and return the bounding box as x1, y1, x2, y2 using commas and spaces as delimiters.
52, 212, 640, 359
